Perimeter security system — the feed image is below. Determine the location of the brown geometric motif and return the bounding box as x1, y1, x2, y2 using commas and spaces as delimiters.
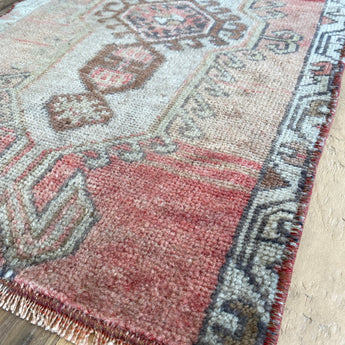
95, 0, 248, 50
121, 2, 215, 41
206, 299, 263, 345
48, 93, 113, 131
47, 0, 248, 134
308, 99, 331, 117
260, 167, 290, 189
80, 44, 164, 94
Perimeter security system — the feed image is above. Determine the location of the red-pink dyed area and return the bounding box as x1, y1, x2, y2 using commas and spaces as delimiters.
0, 132, 16, 153
16, 144, 259, 345
32, 153, 83, 213
258, 0, 324, 51
178, 143, 262, 171
145, 151, 257, 190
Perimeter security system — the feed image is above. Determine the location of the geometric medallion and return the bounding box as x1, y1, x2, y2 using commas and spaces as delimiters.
47, 92, 113, 131
121, 1, 215, 42
80, 44, 164, 94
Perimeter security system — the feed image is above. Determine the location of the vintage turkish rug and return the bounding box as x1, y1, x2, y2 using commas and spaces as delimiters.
0, 0, 344, 344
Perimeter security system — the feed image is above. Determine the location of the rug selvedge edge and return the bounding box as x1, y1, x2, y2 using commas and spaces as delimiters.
1, 0, 345, 344
195, 0, 345, 344
263, 38, 345, 345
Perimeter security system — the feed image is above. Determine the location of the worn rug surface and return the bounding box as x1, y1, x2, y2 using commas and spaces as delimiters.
0, 1, 345, 344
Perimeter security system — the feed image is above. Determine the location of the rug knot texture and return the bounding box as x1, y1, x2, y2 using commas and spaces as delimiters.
1, 0, 345, 344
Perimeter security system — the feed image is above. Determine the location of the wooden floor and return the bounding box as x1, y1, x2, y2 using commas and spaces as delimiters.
0, 2, 344, 344
0, 310, 63, 345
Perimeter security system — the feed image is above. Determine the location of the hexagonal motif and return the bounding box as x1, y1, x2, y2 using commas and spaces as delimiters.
122, 1, 215, 42
80, 44, 164, 94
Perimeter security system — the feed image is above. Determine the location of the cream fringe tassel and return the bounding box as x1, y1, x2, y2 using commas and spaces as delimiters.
0, 282, 137, 345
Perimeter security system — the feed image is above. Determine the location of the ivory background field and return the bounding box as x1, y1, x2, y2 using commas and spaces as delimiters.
0, 0, 344, 344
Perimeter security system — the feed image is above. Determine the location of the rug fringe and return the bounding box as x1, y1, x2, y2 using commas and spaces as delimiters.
0, 282, 133, 345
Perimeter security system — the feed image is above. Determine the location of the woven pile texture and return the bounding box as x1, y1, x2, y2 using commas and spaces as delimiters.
0, 0, 345, 344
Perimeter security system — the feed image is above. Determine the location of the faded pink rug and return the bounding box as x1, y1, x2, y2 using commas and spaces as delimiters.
0, 0, 345, 344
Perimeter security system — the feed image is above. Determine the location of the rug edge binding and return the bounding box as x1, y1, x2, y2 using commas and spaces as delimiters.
1, 1, 345, 345
263, 45, 345, 345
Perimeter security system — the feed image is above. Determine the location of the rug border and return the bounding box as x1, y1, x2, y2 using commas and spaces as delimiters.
1, 0, 345, 345
263, 41, 345, 345
196, 0, 345, 343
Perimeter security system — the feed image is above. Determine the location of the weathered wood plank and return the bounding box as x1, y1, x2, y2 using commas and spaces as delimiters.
0, 309, 60, 345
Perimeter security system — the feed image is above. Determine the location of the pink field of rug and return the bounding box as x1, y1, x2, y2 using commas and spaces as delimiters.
0, 1, 345, 344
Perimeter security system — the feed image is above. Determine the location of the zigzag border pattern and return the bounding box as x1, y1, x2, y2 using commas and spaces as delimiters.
197, 0, 345, 343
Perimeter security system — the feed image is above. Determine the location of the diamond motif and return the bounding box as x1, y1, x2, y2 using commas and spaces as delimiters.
122, 1, 215, 42
48, 93, 113, 131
